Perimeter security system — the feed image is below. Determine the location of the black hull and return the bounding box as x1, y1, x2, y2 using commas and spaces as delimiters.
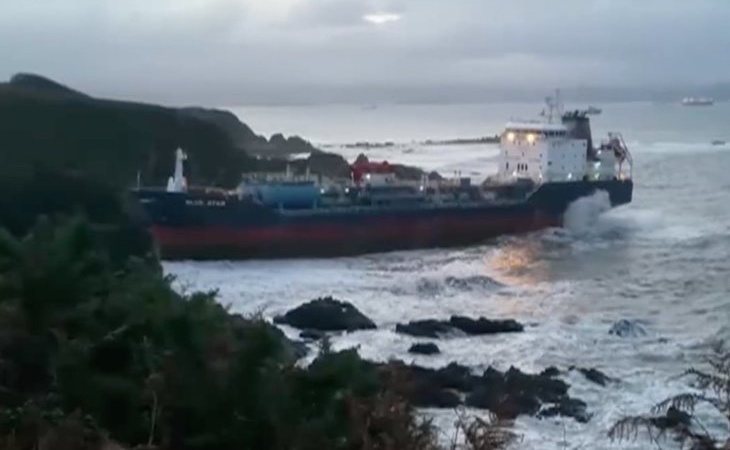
134, 179, 633, 260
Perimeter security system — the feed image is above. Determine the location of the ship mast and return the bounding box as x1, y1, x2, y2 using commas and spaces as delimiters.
544, 89, 564, 124
167, 148, 188, 192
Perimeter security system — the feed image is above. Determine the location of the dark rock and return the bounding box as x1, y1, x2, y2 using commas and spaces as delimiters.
434, 363, 478, 391
449, 316, 524, 334
650, 406, 692, 430
403, 364, 472, 408
299, 329, 326, 341
395, 315, 524, 338
372, 358, 588, 422
609, 319, 648, 338
539, 398, 591, 423
575, 367, 612, 386
464, 365, 578, 420
504, 366, 568, 404
395, 319, 455, 338
408, 342, 440, 355
274, 297, 376, 332
540, 366, 560, 377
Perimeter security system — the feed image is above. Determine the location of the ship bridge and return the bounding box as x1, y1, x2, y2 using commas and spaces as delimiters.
494, 92, 632, 185
498, 120, 587, 184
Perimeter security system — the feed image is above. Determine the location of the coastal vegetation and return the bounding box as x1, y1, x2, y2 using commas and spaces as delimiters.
0, 79, 510, 448
0, 214, 518, 449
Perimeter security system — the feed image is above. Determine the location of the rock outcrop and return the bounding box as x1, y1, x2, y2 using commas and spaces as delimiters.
274, 297, 376, 332
395, 316, 524, 338
386, 362, 589, 422
609, 319, 648, 338
408, 342, 441, 355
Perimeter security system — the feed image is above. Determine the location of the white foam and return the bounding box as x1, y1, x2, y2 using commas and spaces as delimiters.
563, 191, 612, 233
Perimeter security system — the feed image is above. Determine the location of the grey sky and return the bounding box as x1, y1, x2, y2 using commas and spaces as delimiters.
2, 0, 729, 104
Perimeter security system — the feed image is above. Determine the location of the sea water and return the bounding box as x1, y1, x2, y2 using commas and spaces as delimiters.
166, 101, 730, 449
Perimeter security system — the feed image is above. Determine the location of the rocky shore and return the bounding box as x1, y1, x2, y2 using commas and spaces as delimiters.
271, 297, 624, 425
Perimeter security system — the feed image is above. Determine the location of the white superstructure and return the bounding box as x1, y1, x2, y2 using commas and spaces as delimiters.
494, 92, 632, 185
498, 121, 586, 183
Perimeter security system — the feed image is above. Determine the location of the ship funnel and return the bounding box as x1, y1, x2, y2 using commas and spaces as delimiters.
562, 112, 594, 158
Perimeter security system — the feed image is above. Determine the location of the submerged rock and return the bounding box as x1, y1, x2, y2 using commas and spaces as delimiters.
274, 297, 376, 332
609, 319, 648, 338
443, 275, 503, 291
299, 329, 326, 341
539, 398, 591, 423
574, 367, 613, 386
408, 342, 440, 355
395, 315, 524, 338
449, 316, 524, 334
395, 319, 455, 338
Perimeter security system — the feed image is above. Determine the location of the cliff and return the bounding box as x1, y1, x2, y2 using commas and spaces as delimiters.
0, 73, 325, 189
0, 73, 433, 193
0, 74, 252, 188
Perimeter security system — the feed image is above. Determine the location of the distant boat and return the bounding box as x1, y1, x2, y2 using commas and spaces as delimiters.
585, 106, 602, 115
682, 97, 714, 106
711, 140, 726, 146
361, 104, 378, 111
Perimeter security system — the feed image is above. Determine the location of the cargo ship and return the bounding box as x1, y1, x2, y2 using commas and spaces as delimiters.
133, 96, 633, 259
682, 97, 714, 106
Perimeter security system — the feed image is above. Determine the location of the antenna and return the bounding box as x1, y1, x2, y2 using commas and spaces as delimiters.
545, 88, 564, 123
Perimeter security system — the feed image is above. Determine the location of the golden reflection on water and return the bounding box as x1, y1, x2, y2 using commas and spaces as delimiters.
486, 238, 551, 287
482, 239, 558, 319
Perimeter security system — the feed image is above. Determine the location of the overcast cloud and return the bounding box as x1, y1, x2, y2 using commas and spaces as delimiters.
2, 0, 729, 104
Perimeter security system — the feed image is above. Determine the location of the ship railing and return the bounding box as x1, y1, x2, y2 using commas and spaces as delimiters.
604, 132, 633, 181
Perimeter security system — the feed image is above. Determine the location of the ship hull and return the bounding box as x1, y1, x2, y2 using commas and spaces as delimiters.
134, 180, 632, 260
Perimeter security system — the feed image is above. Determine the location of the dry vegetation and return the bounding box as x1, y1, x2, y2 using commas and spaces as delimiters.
609, 342, 730, 449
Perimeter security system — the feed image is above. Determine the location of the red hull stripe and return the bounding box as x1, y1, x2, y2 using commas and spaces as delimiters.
150, 213, 561, 258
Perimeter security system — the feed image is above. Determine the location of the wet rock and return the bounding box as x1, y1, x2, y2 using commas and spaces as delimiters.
650, 406, 692, 430
449, 316, 524, 334
274, 297, 376, 332
299, 329, 326, 341
464, 366, 582, 420
408, 342, 440, 355
540, 366, 560, 377
434, 363, 477, 391
571, 367, 612, 386
395, 319, 454, 338
398, 362, 587, 422
539, 398, 591, 423
609, 319, 647, 338
395, 315, 524, 338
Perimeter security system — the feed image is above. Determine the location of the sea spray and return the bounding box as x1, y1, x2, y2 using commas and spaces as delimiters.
563, 190, 612, 232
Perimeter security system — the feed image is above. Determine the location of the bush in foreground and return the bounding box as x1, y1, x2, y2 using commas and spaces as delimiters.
609, 343, 730, 449
0, 218, 511, 450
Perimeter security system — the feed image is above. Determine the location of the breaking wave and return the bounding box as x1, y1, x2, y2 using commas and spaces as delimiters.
563, 190, 612, 233
414, 275, 504, 297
